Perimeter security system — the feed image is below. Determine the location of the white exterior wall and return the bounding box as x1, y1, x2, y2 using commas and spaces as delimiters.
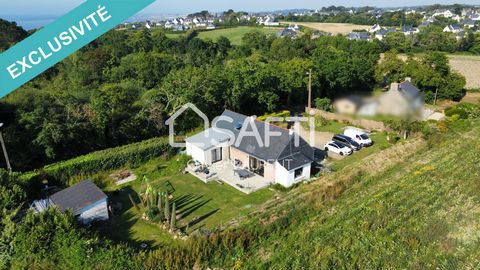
274, 162, 312, 187
186, 142, 229, 165
186, 142, 207, 164
78, 199, 109, 224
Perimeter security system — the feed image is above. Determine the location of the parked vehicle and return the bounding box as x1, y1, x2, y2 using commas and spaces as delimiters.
324, 141, 353, 156
332, 134, 362, 151
344, 128, 373, 147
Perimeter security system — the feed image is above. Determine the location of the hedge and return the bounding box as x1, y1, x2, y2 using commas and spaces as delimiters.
20, 137, 175, 184
257, 110, 291, 121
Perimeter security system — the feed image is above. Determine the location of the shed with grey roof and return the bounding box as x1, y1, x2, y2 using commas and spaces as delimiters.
50, 180, 109, 224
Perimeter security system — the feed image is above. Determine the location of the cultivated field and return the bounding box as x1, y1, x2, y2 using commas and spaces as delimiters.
386, 54, 480, 90
448, 55, 480, 89
166, 26, 280, 45
281, 21, 372, 35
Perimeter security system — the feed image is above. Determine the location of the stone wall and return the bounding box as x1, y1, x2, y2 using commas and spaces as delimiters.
306, 107, 387, 131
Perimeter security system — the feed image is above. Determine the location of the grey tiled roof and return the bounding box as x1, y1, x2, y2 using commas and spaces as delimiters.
399, 81, 421, 99
214, 110, 314, 168
50, 180, 107, 215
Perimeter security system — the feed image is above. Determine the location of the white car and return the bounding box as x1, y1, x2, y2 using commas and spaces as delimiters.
324, 141, 353, 156
344, 128, 373, 147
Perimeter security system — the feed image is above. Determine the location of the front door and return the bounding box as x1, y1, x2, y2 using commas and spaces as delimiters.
211, 148, 222, 163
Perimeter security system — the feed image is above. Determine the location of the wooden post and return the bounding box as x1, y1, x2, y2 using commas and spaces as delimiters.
434, 88, 439, 105
0, 131, 12, 173
307, 69, 312, 109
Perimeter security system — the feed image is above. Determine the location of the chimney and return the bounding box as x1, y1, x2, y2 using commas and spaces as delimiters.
390, 82, 399, 91
405, 77, 412, 82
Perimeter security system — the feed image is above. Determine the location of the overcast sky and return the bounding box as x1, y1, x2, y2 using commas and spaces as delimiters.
0, 0, 479, 16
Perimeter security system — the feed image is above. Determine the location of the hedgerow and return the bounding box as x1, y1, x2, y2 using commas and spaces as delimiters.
20, 137, 175, 184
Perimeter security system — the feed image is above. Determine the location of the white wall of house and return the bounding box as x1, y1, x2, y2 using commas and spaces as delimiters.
186, 142, 207, 164
186, 142, 230, 165
78, 198, 109, 224
274, 162, 312, 187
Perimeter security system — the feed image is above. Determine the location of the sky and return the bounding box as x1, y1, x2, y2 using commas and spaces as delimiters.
0, 0, 479, 29
0, 0, 479, 16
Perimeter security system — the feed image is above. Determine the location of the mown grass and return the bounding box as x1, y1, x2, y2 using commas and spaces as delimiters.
166, 26, 281, 45
236, 120, 480, 269
97, 155, 275, 247
330, 132, 391, 171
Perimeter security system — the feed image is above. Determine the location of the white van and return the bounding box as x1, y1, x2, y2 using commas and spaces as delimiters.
344, 127, 373, 147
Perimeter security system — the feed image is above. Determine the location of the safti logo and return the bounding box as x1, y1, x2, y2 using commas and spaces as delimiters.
165, 103, 317, 149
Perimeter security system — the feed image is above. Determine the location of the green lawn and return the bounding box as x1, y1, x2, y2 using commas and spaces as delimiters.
98, 155, 275, 247
166, 26, 281, 45
330, 132, 392, 171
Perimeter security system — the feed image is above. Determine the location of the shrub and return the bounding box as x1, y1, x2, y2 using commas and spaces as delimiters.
257, 110, 290, 121
445, 103, 480, 119
314, 97, 332, 112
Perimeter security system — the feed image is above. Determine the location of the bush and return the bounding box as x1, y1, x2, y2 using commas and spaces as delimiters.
20, 137, 175, 185
314, 97, 332, 112
257, 110, 290, 121
445, 103, 480, 119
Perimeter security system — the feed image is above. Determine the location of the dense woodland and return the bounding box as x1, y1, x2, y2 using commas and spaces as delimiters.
0, 19, 467, 171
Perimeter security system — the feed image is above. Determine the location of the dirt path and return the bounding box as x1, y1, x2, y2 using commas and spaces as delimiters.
298, 125, 333, 150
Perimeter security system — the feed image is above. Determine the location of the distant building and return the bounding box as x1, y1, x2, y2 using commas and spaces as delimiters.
375, 28, 396, 40
276, 28, 298, 39
206, 23, 216, 30
463, 19, 477, 29
347, 32, 370, 41
432, 9, 454, 18
369, 24, 382, 33
443, 24, 464, 33
400, 25, 417, 35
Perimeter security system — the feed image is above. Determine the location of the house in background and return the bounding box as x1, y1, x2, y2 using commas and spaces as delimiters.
374, 27, 396, 40
333, 78, 425, 118
31, 180, 109, 224
443, 24, 464, 33
334, 95, 365, 114
369, 24, 382, 33
432, 9, 454, 18
186, 110, 315, 192
347, 32, 370, 41
376, 79, 424, 117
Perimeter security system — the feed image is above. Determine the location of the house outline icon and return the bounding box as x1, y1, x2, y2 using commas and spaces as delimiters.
165, 103, 209, 147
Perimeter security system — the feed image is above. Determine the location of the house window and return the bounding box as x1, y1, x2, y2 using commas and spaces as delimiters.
211, 148, 222, 163
294, 167, 303, 179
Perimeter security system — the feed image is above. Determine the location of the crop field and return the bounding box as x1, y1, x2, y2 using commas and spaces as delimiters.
393, 54, 480, 90
166, 26, 281, 45
281, 21, 372, 34
448, 55, 480, 89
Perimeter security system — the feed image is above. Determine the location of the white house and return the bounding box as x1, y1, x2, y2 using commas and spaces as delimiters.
369, 24, 382, 33
433, 9, 454, 18
31, 180, 109, 224
186, 110, 315, 188
258, 15, 280, 26
443, 24, 463, 33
